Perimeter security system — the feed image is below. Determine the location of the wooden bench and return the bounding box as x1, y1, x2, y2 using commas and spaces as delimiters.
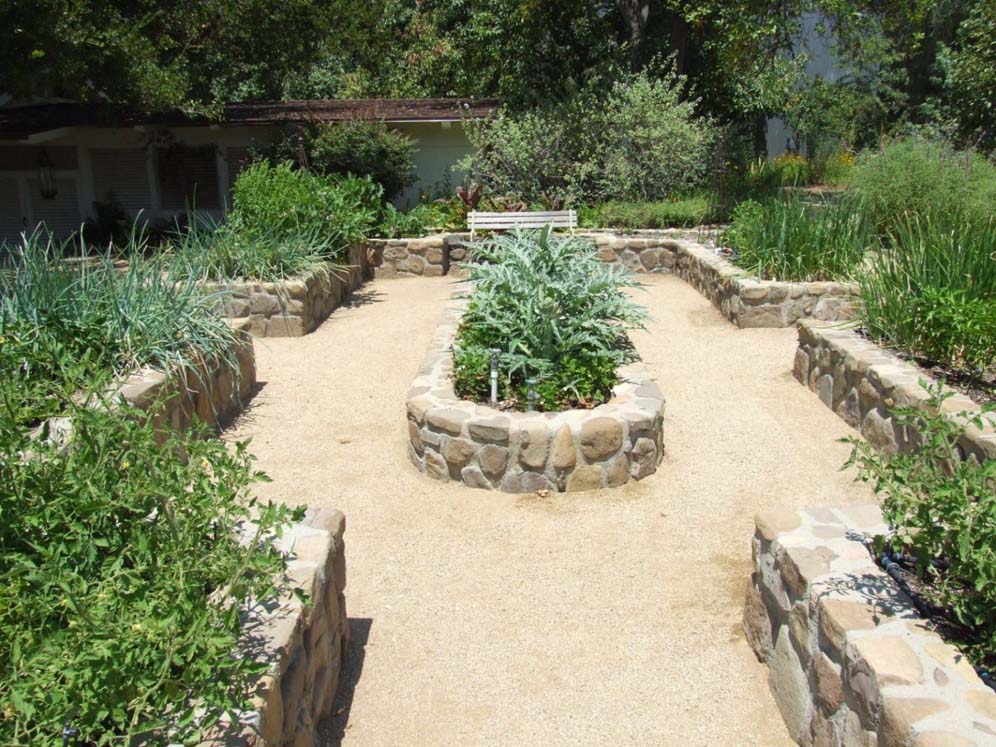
467, 210, 577, 239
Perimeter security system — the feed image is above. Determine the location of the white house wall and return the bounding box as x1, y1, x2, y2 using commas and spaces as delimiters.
393, 122, 474, 207
0, 120, 475, 244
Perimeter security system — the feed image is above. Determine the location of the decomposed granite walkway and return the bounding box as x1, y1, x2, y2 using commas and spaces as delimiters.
226, 274, 877, 747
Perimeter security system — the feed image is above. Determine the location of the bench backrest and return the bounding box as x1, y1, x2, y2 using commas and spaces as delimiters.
467, 210, 577, 236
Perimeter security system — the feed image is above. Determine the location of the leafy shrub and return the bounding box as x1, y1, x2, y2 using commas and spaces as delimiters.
771, 153, 813, 187
310, 120, 417, 200
452, 229, 648, 411
822, 151, 856, 186
848, 139, 996, 235
0, 231, 239, 427
598, 69, 715, 201
229, 161, 381, 253
458, 68, 715, 205
860, 212, 996, 374
458, 105, 596, 206
0, 385, 298, 745
844, 382, 996, 664
579, 196, 716, 229
722, 196, 871, 281
0, 236, 298, 744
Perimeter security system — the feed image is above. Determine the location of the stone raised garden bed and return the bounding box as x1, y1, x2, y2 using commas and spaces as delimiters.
744, 505, 996, 746
406, 296, 665, 493
370, 232, 857, 328
207, 244, 371, 338
794, 321, 996, 463
107, 320, 256, 444
672, 241, 859, 328
200, 507, 349, 747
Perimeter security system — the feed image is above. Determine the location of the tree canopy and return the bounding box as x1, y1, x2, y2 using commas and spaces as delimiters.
2, 0, 993, 150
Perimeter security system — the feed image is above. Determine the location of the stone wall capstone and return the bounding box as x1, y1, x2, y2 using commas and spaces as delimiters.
794, 321, 996, 463
406, 293, 666, 492
744, 505, 996, 746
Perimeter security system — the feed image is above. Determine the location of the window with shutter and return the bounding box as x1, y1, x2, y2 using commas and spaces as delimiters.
90, 148, 152, 213
0, 178, 24, 245
28, 178, 81, 238
158, 145, 220, 210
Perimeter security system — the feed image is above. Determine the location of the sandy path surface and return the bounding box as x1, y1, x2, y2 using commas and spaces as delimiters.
226, 274, 876, 747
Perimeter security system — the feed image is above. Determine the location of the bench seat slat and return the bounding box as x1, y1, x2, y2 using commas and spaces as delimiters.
468, 209, 577, 234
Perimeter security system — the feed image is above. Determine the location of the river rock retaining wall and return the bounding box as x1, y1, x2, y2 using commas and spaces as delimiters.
406, 295, 666, 493
794, 321, 996, 463
370, 232, 857, 328
673, 241, 859, 328
111, 319, 255, 443
200, 507, 349, 747
744, 505, 996, 746
368, 235, 467, 278
206, 244, 371, 337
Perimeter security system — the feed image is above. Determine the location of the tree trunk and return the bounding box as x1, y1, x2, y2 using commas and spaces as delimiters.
618, 0, 651, 70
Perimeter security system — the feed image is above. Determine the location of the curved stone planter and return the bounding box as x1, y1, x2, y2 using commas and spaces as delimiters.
795, 321, 996, 463
744, 505, 996, 746
200, 508, 349, 747
406, 296, 665, 493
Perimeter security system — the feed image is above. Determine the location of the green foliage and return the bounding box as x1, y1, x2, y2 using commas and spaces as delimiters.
0, 231, 240, 428
460, 68, 716, 205
458, 103, 598, 206
598, 68, 715, 201
228, 161, 381, 252
844, 382, 996, 663
781, 78, 873, 173
309, 121, 417, 201
579, 196, 716, 229
860, 211, 996, 373
0, 385, 298, 745
848, 139, 996, 236
945, 2, 996, 151
170, 219, 344, 282
452, 229, 648, 411
0, 0, 336, 111
376, 200, 467, 238
0, 231, 299, 744
722, 196, 871, 281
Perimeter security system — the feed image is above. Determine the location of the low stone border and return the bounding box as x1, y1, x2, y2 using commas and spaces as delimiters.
200, 507, 349, 747
206, 244, 371, 337
794, 321, 996, 463
672, 240, 859, 328
370, 232, 857, 327
744, 505, 996, 746
405, 295, 665, 493
368, 235, 467, 278
108, 320, 256, 444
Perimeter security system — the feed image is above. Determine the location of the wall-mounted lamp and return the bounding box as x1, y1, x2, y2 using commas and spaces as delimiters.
37, 150, 57, 200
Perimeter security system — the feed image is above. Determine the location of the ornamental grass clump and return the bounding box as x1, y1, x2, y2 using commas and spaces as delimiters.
859, 211, 996, 378
452, 229, 648, 411
0, 230, 239, 427
844, 382, 996, 665
722, 195, 871, 282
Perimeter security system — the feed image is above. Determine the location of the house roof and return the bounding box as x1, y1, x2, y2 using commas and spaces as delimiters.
0, 98, 498, 140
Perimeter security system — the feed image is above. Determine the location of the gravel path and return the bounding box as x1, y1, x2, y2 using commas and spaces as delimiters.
226, 274, 876, 746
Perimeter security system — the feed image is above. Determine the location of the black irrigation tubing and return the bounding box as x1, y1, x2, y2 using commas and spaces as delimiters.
878, 548, 996, 693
